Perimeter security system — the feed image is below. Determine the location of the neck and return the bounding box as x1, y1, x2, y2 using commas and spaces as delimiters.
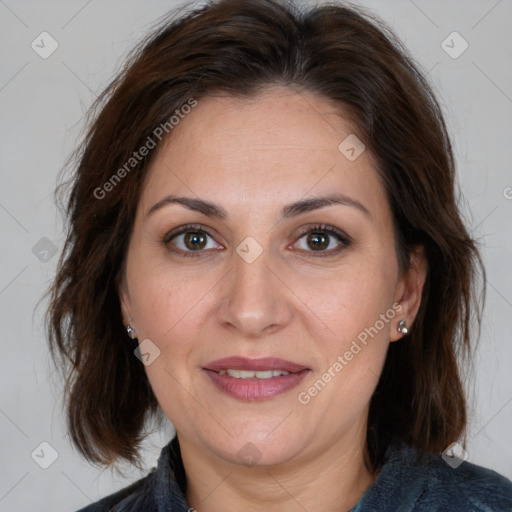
179, 427, 376, 512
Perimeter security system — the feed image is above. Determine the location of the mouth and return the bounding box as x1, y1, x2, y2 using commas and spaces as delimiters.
217, 369, 292, 378
202, 356, 311, 401
204, 356, 309, 374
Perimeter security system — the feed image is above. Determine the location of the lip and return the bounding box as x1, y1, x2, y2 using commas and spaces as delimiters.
204, 356, 309, 373
202, 356, 311, 401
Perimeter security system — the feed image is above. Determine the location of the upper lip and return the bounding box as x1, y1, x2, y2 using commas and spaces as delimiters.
203, 356, 309, 373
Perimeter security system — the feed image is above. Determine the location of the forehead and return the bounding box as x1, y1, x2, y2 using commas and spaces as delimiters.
138, 86, 388, 221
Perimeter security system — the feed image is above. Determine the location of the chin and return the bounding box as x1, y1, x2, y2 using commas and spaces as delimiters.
204, 426, 305, 468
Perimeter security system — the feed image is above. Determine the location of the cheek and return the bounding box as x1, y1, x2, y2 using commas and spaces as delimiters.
294, 260, 396, 405
129, 265, 216, 388
129, 261, 209, 340
134, 274, 202, 417
299, 264, 395, 344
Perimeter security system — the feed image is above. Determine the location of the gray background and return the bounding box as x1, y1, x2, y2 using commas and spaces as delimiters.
0, 0, 511, 510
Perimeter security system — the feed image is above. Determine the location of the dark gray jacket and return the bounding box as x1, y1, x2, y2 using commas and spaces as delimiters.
77, 436, 512, 511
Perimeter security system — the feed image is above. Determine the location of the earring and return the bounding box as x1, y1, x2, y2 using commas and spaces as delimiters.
126, 325, 136, 339
397, 320, 408, 335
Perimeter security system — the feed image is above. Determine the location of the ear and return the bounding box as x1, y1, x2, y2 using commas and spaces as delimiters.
390, 244, 427, 342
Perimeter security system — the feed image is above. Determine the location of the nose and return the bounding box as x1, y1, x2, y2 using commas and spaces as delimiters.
215, 244, 293, 338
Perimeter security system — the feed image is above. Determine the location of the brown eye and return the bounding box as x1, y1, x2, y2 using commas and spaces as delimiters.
184, 231, 207, 250
307, 232, 329, 251
293, 224, 351, 257
163, 224, 223, 257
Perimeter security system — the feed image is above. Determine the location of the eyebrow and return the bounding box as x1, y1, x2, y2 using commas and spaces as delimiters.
146, 194, 371, 220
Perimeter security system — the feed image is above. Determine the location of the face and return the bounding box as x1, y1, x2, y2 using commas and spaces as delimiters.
118, 86, 425, 468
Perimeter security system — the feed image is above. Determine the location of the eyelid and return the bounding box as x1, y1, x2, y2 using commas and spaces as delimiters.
291, 223, 351, 257
163, 223, 219, 244
294, 223, 351, 244
163, 223, 224, 258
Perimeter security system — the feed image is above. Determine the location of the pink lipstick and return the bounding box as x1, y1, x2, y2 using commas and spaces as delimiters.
203, 356, 310, 401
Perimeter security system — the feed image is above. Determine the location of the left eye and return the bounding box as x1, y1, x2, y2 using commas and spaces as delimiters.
293, 225, 351, 255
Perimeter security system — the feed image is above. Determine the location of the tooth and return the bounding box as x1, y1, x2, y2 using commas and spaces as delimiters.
220, 369, 291, 379
226, 369, 246, 378
254, 370, 273, 379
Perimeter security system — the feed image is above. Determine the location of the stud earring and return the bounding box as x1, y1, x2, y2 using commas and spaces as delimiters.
126, 325, 136, 339
397, 320, 408, 335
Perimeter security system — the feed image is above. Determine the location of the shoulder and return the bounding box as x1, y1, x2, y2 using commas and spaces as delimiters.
75, 470, 157, 512
73, 436, 191, 512
353, 444, 512, 512
423, 453, 512, 511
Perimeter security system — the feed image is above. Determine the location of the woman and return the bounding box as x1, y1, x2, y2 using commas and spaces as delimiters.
45, 0, 512, 510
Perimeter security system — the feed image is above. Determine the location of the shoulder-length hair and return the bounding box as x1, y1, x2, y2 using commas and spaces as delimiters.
45, 0, 484, 470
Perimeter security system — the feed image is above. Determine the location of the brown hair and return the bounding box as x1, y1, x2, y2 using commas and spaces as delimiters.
45, 0, 485, 470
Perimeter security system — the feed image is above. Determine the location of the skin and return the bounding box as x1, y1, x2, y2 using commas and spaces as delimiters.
118, 86, 426, 512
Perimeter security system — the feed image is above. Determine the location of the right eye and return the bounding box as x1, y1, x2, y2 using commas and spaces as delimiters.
163, 224, 224, 257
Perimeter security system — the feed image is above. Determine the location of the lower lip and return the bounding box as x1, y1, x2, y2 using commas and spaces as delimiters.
203, 369, 310, 401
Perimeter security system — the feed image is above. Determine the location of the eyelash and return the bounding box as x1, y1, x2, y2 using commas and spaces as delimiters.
162, 223, 351, 258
